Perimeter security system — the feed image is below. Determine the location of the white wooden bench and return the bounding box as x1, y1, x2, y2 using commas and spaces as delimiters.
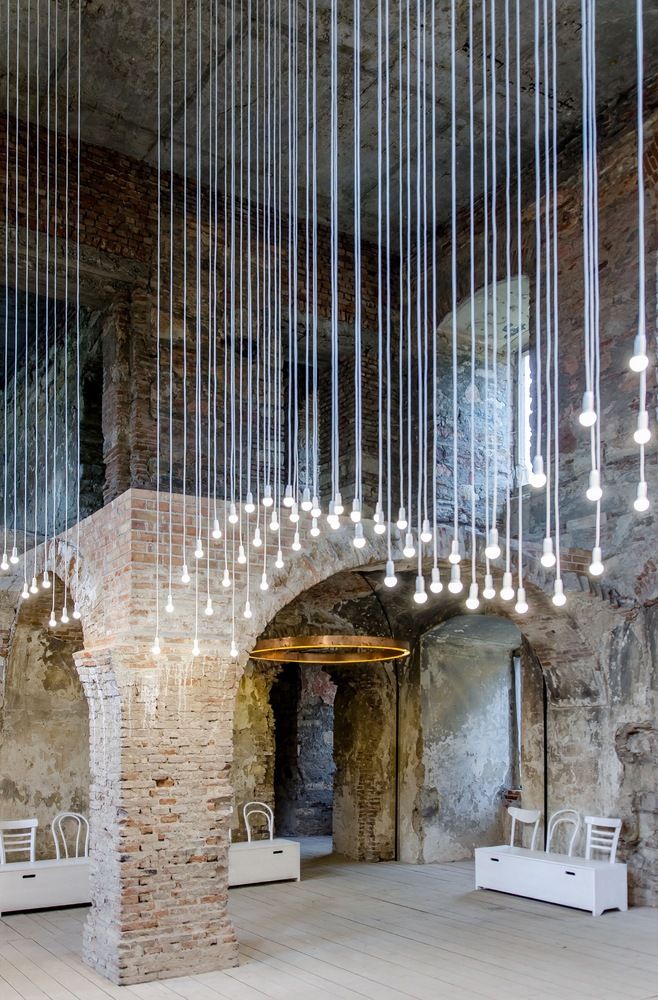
475, 845, 627, 916
0, 857, 90, 916
228, 838, 300, 887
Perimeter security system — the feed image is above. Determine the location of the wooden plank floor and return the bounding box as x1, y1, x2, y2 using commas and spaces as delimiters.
1, 838, 657, 1000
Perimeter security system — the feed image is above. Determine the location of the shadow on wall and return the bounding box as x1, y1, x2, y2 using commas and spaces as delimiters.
0, 586, 89, 859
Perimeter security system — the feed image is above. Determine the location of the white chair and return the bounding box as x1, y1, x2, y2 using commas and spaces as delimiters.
584, 816, 622, 863
0, 819, 38, 863
243, 802, 274, 843
51, 813, 89, 860
508, 807, 541, 851
547, 809, 581, 856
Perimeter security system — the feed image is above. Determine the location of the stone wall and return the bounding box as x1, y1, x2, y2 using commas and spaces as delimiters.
0, 588, 88, 859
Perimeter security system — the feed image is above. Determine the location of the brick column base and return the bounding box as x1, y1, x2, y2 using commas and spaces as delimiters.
76, 647, 239, 985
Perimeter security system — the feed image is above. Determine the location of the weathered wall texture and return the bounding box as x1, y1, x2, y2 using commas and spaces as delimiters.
271, 664, 336, 838
0, 590, 88, 859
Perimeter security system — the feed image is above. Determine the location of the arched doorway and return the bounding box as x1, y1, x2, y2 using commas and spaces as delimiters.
0, 583, 88, 859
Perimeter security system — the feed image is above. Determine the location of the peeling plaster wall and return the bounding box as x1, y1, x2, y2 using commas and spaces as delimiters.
0, 593, 88, 860
231, 661, 277, 841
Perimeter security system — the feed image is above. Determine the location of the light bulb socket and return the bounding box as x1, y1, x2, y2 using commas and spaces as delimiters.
61, 608, 69, 624
466, 582, 480, 610
500, 571, 514, 600
374, 502, 384, 524
586, 469, 602, 502
634, 410, 651, 445
49, 613, 57, 628
10, 546, 19, 564
484, 528, 501, 560
353, 523, 366, 548
311, 497, 321, 518
541, 536, 556, 568
530, 455, 546, 488
292, 532, 302, 551
181, 564, 190, 584
414, 575, 428, 604
72, 604, 81, 620
430, 566, 443, 594
283, 484, 294, 508
222, 570, 231, 588
310, 517, 321, 537
552, 579, 566, 606
212, 518, 222, 540
589, 546, 604, 577
483, 574, 496, 600
449, 539, 461, 564
384, 559, 397, 588
301, 488, 313, 512
396, 506, 407, 530
237, 545, 246, 564
243, 601, 252, 620
420, 518, 432, 544
21, 585, 29, 600
1, 554, 9, 571
245, 491, 255, 514
253, 528, 262, 547
263, 484, 274, 507
448, 564, 463, 594
270, 514, 280, 531
29, 577, 39, 594
289, 502, 300, 524
228, 502, 238, 524
194, 538, 204, 559
275, 549, 284, 569
634, 480, 650, 512
260, 572, 269, 591
350, 498, 362, 523
333, 492, 344, 516
41, 571, 51, 588
165, 594, 174, 612
403, 532, 416, 558
579, 390, 597, 427
515, 587, 528, 614
630, 332, 649, 372
204, 598, 214, 617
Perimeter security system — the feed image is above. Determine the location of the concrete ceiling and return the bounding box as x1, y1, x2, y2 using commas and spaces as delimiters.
2, 0, 657, 241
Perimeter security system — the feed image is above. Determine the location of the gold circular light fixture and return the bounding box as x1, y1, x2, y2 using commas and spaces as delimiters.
250, 635, 411, 665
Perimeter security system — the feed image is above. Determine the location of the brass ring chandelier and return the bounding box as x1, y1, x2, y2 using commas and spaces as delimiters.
250, 635, 411, 665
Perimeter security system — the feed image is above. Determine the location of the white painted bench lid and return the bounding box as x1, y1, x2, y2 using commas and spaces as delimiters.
476, 845, 626, 870
0, 858, 90, 872
230, 838, 298, 851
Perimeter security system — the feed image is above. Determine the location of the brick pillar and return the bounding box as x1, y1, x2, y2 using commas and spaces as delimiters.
75, 646, 239, 985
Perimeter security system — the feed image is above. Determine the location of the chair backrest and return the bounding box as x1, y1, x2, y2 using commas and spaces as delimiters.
0, 818, 38, 863
243, 801, 274, 843
546, 809, 581, 856
508, 807, 541, 851
51, 812, 90, 860
584, 816, 622, 863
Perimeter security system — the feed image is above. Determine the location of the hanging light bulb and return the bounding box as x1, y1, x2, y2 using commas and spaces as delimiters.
326, 500, 340, 530
578, 390, 597, 427
192, 638, 200, 657
384, 559, 398, 588
301, 488, 313, 512
413, 576, 428, 605
212, 519, 222, 540
245, 491, 256, 514
448, 539, 461, 564
350, 498, 362, 523
49, 611, 57, 628
552, 579, 567, 607
181, 564, 191, 584
260, 572, 269, 591
270, 512, 280, 532
530, 455, 546, 489
310, 517, 321, 537
61, 607, 70, 624
374, 501, 385, 534
353, 523, 366, 549
29, 576, 39, 595
243, 600, 253, 620
41, 570, 51, 589
465, 582, 480, 610
21, 583, 29, 600
586, 469, 602, 502
541, 537, 556, 568
283, 484, 295, 508
275, 549, 284, 569
222, 568, 231, 588
396, 506, 407, 530
1, 553, 9, 571
237, 544, 247, 564
420, 519, 432, 544
500, 571, 515, 601
252, 527, 262, 548
634, 480, 650, 512
403, 532, 416, 559
151, 636, 161, 656
333, 492, 344, 516
10, 546, 19, 565
589, 546, 604, 577
291, 532, 302, 552
228, 502, 239, 524
484, 528, 501, 560
515, 587, 528, 614
630, 332, 649, 372
165, 593, 174, 612
194, 537, 204, 559
634, 411, 651, 445
430, 567, 443, 594
448, 564, 463, 594
204, 597, 214, 617
311, 496, 322, 518
230, 640, 239, 659
72, 604, 81, 621
289, 502, 300, 524
483, 574, 496, 600
263, 485, 274, 507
